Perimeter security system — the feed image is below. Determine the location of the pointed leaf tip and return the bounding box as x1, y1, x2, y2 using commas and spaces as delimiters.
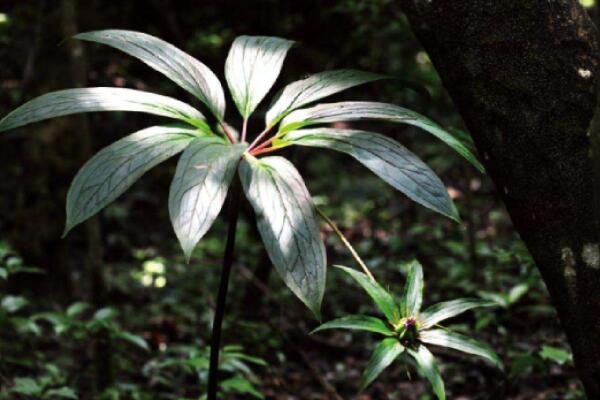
226, 35, 295, 119
400, 260, 424, 317
280, 101, 483, 173
240, 156, 326, 316
360, 338, 405, 390
335, 265, 400, 323
65, 126, 197, 236
0, 88, 207, 133
74, 29, 226, 119
169, 138, 246, 260
285, 129, 458, 222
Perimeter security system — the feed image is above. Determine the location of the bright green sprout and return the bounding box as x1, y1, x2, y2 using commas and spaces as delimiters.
0, 30, 482, 317
312, 261, 504, 399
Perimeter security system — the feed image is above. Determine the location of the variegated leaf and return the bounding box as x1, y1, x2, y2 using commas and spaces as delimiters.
239, 156, 326, 316
280, 101, 483, 172
65, 125, 199, 235
361, 338, 405, 390
266, 69, 386, 127
408, 345, 445, 400
75, 30, 226, 119
225, 36, 294, 118
0, 88, 208, 133
312, 315, 394, 336
285, 128, 458, 221
419, 329, 503, 370
169, 137, 246, 260
419, 298, 496, 329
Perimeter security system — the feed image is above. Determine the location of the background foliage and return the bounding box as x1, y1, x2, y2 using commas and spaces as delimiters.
0, 0, 591, 398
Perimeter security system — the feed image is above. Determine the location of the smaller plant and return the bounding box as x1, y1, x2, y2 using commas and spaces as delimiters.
144, 343, 266, 399
313, 261, 503, 399
7, 364, 77, 400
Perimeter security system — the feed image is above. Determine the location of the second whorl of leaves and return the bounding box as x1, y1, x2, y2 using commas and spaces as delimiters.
0, 30, 482, 316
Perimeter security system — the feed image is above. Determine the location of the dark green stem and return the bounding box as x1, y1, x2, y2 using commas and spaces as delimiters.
207, 179, 241, 399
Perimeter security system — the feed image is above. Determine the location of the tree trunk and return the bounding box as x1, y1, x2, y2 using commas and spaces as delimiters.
398, 0, 600, 396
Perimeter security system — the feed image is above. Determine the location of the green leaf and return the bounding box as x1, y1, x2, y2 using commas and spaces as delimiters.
0, 267, 7, 280
12, 317, 41, 336
45, 387, 78, 399
225, 35, 294, 119
74, 30, 226, 119
239, 156, 326, 316
117, 332, 150, 352
419, 298, 496, 329
400, 260, 424, 317
266, 69, 386, 127
335, 265, 400, 323
539, 345, 572, 365
312, 315, 394, 336
169, 137, 246, 260
93, 307, 117, 321
360, 338, 405, 390
419, 329, 503, 370
11, 377, 42, 396
1, 295, 28, 313
508, 283, 529, 305
66, 302, 90, 317
64, 125, 197, 235
280, 101, 484, 172
285, 129, 458, 221
408, 345, 445, 400
0, 88, 208, 132
221, 376, 265, 399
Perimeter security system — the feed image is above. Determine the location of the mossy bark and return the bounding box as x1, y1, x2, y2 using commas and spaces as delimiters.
399, 0, 600, 396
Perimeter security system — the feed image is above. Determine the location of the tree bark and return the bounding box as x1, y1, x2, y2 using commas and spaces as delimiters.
399, 0, 600, 396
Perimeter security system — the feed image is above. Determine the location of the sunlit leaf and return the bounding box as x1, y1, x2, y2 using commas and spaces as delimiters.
312, 315, 394, 336
419, 298, 496, 329
1, 295, 28, 313
66, 302, 90, 317
44, 387, 78, 399
169, 137, 246, 260
280, 101, 484, 172
221, 376, 265, 399
508, 283, 529, 304
266, 69, 386, 127
65, 125, 198, 235
93, 307, 117, 321
0, 88, 209, 133
285, 128, 458, 220
75, 30, 226, 119
239, 156, 326, 316
400, 260, 424, 317
335, 265, 400, 323
419, 329, 503, 370
11, 378, 42, 396
408, 345, 445, 400
117, 331, 150, 352
225, 36, 294, 119
539, 345, 572, 365
360, 338, 405, 390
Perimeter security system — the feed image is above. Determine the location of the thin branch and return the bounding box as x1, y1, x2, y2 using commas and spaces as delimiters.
219, 121, 236, 144
247, 125, 274, 151
240, 118, 248, 143
315, 206, 376, 281
249, 146, 281, 157
252, 136, 276, 152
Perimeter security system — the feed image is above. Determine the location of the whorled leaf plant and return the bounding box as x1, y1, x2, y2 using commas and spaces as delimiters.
313, 261, 503, 399
0, 30, 482, 398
